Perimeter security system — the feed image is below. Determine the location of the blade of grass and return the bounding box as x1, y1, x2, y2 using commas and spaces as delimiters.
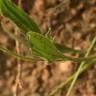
0, 44, 39, 62
0, 0, 41, 33
48, 58, 96, 96
65, 36, 96, 96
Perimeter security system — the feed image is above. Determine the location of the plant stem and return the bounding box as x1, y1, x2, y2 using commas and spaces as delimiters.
65, 36, 96, 96
14, 1, 22, 96
49, 58, 96, 96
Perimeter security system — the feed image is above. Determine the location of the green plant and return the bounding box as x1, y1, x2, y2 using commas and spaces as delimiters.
0, 0, 96, 96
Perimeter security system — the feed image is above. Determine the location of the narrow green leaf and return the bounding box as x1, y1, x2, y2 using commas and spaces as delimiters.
0, 0, 41, 33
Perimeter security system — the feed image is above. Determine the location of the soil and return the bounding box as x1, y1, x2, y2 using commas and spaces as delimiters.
0, 0, 96, 96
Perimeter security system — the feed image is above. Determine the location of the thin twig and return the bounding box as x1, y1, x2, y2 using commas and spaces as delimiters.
13, 0, 23, 96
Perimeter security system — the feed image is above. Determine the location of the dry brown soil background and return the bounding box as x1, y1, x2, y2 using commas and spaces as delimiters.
0, 0, 96, 96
